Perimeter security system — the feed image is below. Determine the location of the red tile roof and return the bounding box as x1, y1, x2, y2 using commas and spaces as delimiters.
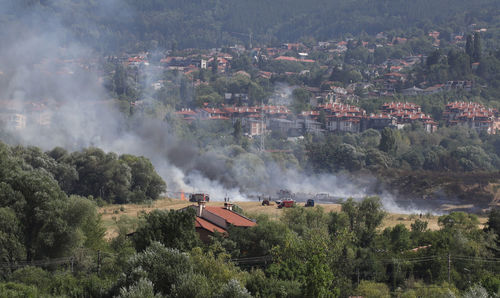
275, 56, 315, 63
204, 207, 257, 227
176, 109, 196, 116
195, 217, 227, 234
202, 107, 226, 114
384, 72, 405, 77
207, 115, 230, 120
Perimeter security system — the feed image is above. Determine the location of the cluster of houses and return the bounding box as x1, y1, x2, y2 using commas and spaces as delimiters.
443, 101, 500, 134
115, 27, 486, 101
177, 100, 500, 136
401, 81, 473, 96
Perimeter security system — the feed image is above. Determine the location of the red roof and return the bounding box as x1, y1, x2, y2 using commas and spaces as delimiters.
176, 109, 196, 116
384, 72, 405, 77
204, 207, 257, 227
301, 111, 320, 116
203, 107, 226, 114
275, 56, 315, 63
195, 217, 227, 234
369, 113, 392, 119
207, 115, 230, 120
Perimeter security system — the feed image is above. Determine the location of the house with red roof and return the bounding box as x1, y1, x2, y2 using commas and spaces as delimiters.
197, 107, 229, 120
275, 56, 316, 63
175, 108, 197, 123
207, 57, 230, 73
443, 101, 499, 134
188, 202, 257, 243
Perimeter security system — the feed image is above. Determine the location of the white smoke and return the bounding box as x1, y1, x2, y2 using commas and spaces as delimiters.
268, 82, 297, 106
0, 1, 441, 214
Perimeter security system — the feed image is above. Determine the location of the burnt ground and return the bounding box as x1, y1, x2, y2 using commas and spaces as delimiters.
380, 170, 500, 213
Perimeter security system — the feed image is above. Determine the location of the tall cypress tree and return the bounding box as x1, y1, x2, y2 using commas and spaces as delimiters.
465, 34, 474, 58
211, 56, 218, 75
473, 32, 481, 62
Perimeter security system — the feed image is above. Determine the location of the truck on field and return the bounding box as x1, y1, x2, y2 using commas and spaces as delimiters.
277, 199, 295, 208
305, 199, 315, 207
189, 193, 210, 203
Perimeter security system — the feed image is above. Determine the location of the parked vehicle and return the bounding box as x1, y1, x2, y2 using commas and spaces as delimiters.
305, 199, 315, 207
189, 193, 210, 202
277, 200, 295, 208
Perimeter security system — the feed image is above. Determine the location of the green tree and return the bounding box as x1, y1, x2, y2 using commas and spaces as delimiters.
119, 155, 166, 203
268, 229, 341, 297
121, 242, 196, 296
211, 56, 218, 75
2, 170, 73, 261
379, 127, 397, 155
486, 208, 500, 242
473, 32, 481, 63
233, 119, 242, 144
0, 207, 25, 265
132, 209, 200, 251
426, 50, 441, 67
118, 278, 160, 298
291, 88, 311, 114
340, 197, 385, 247
227, 214, 291, 257
113, 63, 127, 96
465, 34, 474, 58
355, 281, 390, 298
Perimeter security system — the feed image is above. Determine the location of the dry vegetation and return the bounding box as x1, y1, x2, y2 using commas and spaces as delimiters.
99, 198, 488, 239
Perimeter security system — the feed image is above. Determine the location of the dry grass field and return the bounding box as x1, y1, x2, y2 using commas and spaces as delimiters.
99, 198, 488, 239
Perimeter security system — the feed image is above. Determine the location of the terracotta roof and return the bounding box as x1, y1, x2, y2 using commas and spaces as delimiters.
176, 109, 196, 115
384, 72, 405, 77
207, 115, 230, 120
202, 107, 226, 114
204, 207, 257, 227
275, 56, 315, 63
195, 217, 227, 234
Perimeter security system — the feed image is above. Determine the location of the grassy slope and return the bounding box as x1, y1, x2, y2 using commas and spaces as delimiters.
99, 198, 488, 240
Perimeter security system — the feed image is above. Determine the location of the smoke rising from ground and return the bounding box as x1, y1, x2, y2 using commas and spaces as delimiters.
0, 1, 433, 214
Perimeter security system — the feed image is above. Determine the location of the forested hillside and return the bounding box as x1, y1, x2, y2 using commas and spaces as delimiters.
3, 0, 500, 51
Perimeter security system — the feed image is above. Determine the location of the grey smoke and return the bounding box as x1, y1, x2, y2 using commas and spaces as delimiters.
0, 1, 435, 215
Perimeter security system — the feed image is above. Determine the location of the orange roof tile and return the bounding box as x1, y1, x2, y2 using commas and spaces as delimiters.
195, 217, 227, 234
204, 207, 257, 227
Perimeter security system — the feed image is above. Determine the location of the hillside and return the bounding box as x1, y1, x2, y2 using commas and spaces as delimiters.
3, 0, 500, 51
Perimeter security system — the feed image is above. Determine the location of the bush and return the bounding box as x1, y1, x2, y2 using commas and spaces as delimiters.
0, 282, 39, 298
355, 281, 390, 298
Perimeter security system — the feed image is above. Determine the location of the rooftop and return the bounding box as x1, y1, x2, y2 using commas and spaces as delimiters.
204, 206, 257, 227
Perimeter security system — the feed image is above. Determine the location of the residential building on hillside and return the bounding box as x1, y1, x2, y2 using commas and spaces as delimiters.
443, 101, 499, 134
363, 113, 396, 130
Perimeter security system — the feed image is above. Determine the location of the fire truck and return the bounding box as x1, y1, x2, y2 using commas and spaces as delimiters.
277, 199, 295, 208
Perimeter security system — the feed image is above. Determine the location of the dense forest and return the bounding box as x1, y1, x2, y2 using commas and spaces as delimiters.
1, 146, 500, 297
2, 0, 500, 51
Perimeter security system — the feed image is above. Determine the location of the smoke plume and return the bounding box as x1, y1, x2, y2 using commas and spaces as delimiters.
0, 1, 435, 214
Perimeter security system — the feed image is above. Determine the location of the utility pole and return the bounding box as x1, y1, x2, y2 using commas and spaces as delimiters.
227, 31, 254, 49
260, 101, 265, 152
